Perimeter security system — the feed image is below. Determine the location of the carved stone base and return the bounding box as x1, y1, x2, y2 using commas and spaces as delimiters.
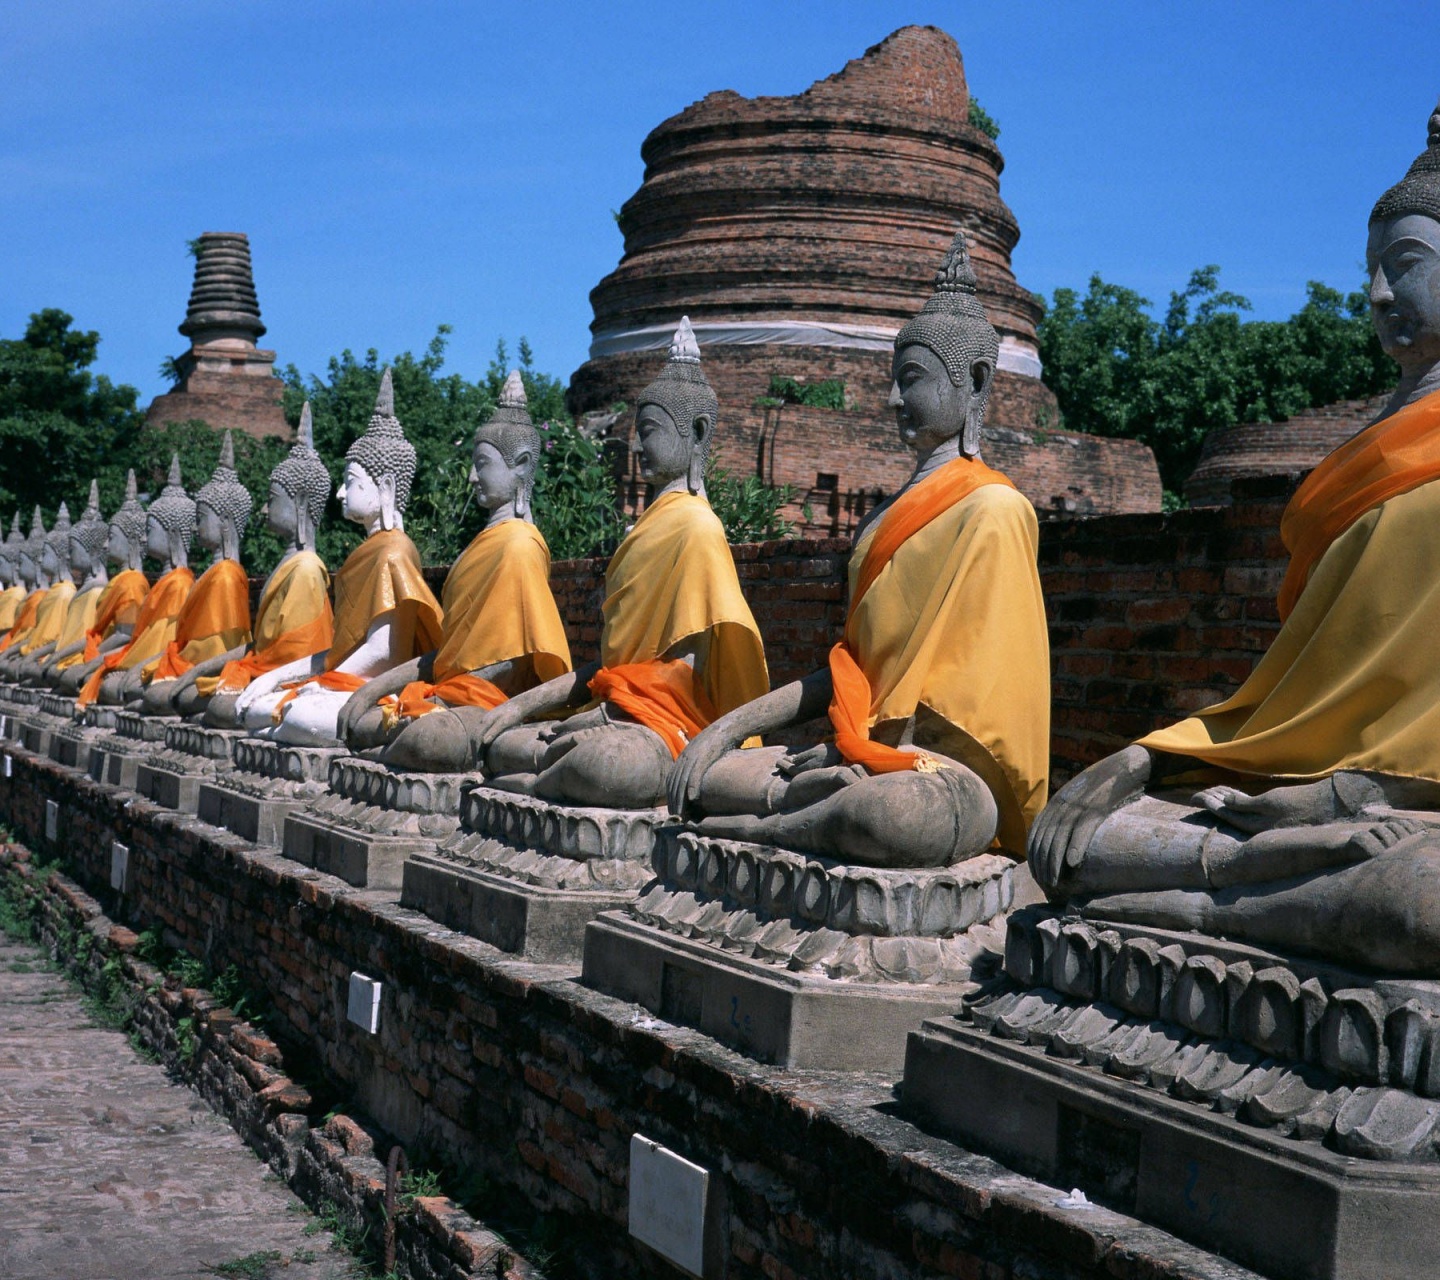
133, 725, 244, 813
38, 692, 78, 720
902, 907, 1440, 1280
87, 712, 179, 792
281, 815, 428, 890
19, 713, 65, 757
581, 828, 1018, 1071
48, 722, 102, 770
195, 741, 344, 846
398, 787, 663, 961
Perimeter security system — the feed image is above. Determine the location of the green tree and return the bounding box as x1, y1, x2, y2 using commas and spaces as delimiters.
0, 309, 148, 524
1037, 267, 1396, 493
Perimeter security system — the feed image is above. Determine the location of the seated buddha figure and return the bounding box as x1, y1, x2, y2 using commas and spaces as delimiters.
78, 455, 197, 709
336, 371, 571, 767
470, 319, 769, 810
166, 405, 334, 726
0, 510, 47, 660
1028, 101, 1440, 975
0, 506, 75, 679
0, 515, 28, 633
51, 472, 152, 697
139, 432, 253, 715
668, 235, 1051, 867
21, 482, 110, 685
234, 369, 443, 746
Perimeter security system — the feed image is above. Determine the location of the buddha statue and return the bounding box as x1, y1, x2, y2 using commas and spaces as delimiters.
233, 369, 442, 745
0, 510, 47, 657
469, 319, 769, 810
78, 455, 197, 709
167, 404, 334, 725
1028, 99, 1440, 975
56, 472, 152, 698
139, 432, 253, 715
336, 370, 571, 767
0, 514, 28, 633
21, 482, 109, 686
666, 235, 1051, 866
0, 506, 75, 677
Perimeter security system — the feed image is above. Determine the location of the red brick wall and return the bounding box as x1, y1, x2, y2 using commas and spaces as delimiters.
147, 369, 291, 441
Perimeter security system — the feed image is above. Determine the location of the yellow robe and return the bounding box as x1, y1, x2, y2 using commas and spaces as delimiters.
48, 582, 103, 666
0, 589, 44, 652
198, 551, 332, 697
146, 558, 252, 681
62, 569, 149, 671
76, 567, 194, 708
599, 490, 768, 718
328, 528, 443, 669
18, 581, 76, 656
0, 585, 25, 631
1140, 478, 1440, 783
845, 482, 1051, 856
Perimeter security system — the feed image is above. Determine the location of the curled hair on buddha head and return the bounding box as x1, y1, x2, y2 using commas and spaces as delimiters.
22, 506, 46, 568
195, 431, 252, 540
72, 479, 109, 563
148, 453, 197, 545
895, 228, 1001, 456
475, 370, 541, 517
0, 513, 19, 583
637, 316, 718, 493
345, 367, 417, 518
271, 402, 331, 529
44, 501, 72, 573
110, 470, 146, 550
1371, 97, 1440, 225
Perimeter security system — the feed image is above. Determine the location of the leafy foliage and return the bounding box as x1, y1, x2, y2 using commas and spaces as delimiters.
764, 375, 848, 410
967, 98, 1001, 141
1037, 267, 1395, 491
706, 465, 796, 543
531, 418, 625, 561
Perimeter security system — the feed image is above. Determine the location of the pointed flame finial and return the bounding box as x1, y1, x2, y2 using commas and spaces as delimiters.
668, 316, 702, 364
375, 366, 395, 417
499, 369, 528, 409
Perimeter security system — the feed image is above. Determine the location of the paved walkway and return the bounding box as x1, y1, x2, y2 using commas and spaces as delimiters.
0, 929, 357, 1280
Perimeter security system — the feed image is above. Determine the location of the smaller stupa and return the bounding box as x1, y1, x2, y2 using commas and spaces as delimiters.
146, 232, 289, 440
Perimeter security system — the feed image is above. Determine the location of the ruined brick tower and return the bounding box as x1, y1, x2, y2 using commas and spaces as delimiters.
568, 26, 1162, 526
146, 232, 290, 440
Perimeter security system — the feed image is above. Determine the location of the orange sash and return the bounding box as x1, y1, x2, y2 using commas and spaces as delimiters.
1277, 388, 1440, 620
213, 614, 332, 693
81, 570, 150, 662
382, 673, 508, 730
828, 455, 1015, 774
590, 659, 718, 759
76, 567, 195, 708
149, 558, 252, 681
0, 589, 43, 652
270, 670, 368, 723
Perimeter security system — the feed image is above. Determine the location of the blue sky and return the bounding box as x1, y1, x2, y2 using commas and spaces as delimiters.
3, 1, 1436, 404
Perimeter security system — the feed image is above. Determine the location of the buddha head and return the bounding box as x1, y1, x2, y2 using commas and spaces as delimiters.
471, 370, 540, 521
267, 402, 330, 551
891, 229, 1000, 459
340, 367, 415, 533
40, 502, 73, 582
19, 508, 47, 588
146, 454, 196, 570
634, 317, 717, 497
0, 512, 21, 587
107, 470, 147, 571
1368, 99, 1440, 378
69, 480, 108, 579
194, 432, 252, 561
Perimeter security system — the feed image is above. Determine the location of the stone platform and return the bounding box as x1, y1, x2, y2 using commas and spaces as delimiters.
903, 907, 1440, 1280
583, 827, 1019, 1072
278, 757, 471, 890
87, 711, 176, 792
49, 704, 119, 770
401, 786, 663, 963
17, 692, 76, 756
133, 724, 244, 813
0, 684, 40, 742
196, 739, 344, 846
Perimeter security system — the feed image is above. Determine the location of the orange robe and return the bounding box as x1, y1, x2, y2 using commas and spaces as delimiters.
17, 581, 76, 656
147, 558, 252, 682
585, 490, 769, 758
0, 585, 26, 632
76, 567, 194, 707
827, 456, 1051, 856
384, 520, 570, 727
198, 551, 332, 697
75, 570, 150, 665
0, 589, 44, 652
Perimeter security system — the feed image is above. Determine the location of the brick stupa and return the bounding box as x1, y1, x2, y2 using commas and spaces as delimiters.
568, 26, 1161, 527
146, 232, 289, 440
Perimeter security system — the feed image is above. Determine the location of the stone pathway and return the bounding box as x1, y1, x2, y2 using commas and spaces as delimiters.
0, 930, 358, 1280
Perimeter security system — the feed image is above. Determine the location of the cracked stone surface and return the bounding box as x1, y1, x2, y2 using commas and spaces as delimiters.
0, 931, 356, 1279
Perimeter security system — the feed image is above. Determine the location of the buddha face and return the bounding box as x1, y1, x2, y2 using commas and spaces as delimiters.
68, 536, 91, 577
338, 461, 383, 528
106, 524, 130, 567
889, 343, 970, 455
633, 403, 696, 486
469, 441, 520, 512
1367, 213, 1440, 370
40, 543, 60, 577
18, 553, 37, 584
265, 482, 298, 540
145, 514, 171, 564
195, 502, 223, 551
